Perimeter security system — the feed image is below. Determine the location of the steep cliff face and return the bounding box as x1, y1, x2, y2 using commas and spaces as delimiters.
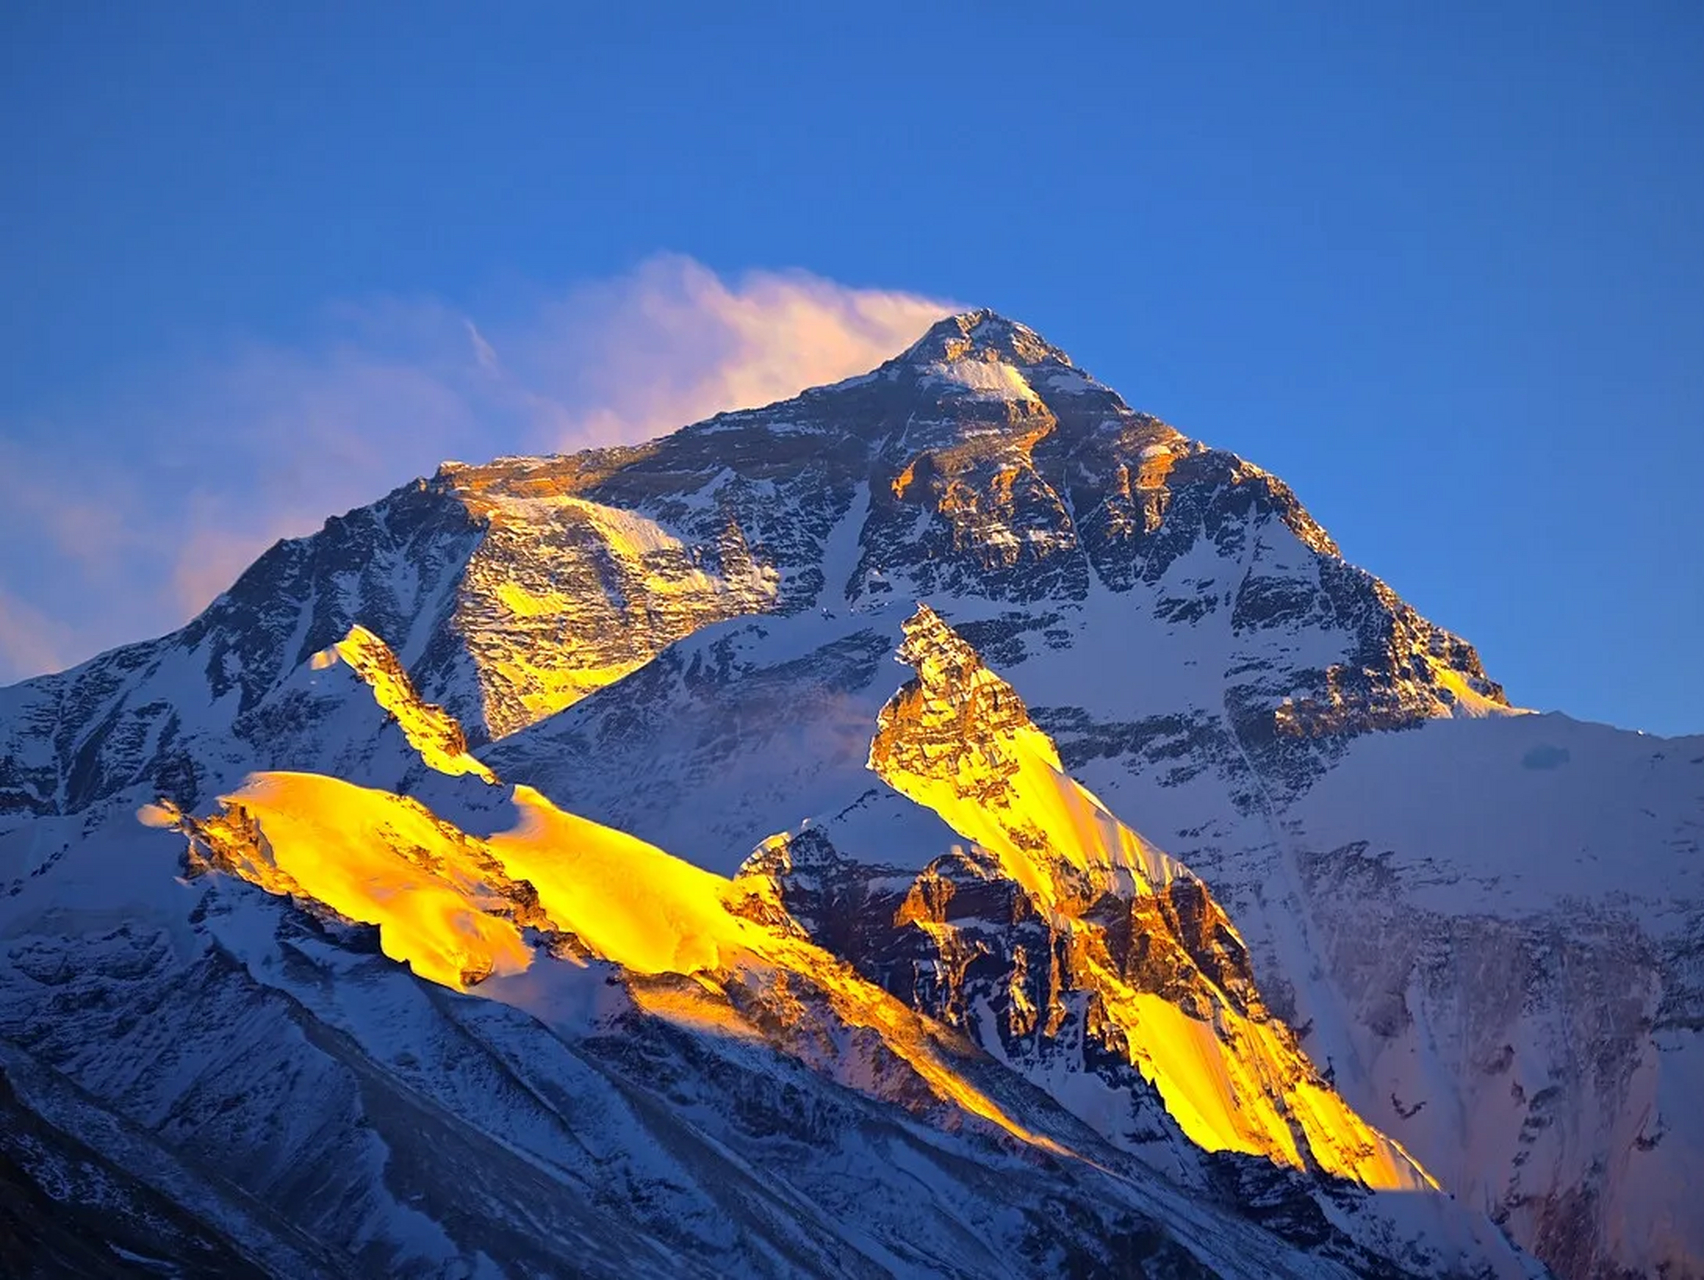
435, 456, 787, 736
472, 317, 1691, 1280
868, 603, 1188, 909
133, 629, 1537, 1278
1264, 717, 1704, 1280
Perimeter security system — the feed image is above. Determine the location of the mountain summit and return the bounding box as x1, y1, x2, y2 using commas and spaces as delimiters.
2, 312, 1697, 1280
893, 308, 1083, 373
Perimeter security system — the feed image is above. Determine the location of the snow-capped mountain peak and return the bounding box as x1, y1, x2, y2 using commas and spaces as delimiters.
1, 309, 1693, 1279
884, 308, 1120, 411
895, 308, 1079, 373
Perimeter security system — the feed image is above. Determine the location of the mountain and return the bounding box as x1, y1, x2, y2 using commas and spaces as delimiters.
0, 309, 1695, 1278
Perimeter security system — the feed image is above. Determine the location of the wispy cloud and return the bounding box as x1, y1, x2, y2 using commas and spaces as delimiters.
0, 256, 956, 685
0, 589, 83, 681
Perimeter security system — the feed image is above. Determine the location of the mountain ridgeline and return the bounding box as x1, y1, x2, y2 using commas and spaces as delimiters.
2, 311, 1698, 1280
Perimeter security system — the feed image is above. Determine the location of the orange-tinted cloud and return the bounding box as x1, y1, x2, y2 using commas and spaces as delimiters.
515, 255, 957, 448
0, 589, 81, 681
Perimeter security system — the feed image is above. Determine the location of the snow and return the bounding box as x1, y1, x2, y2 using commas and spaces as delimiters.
808, 786, 967, 870
184, 767, 1092, 1163
1037, 367, 1099, 393
779, 605, 1439, 1194
212, 772, 534, 990
921, 359, 1040, 402
814, 481, 871, 610
1288, 711, 1704, 917
490, 784, 769, 975
873, 606, 1186, 906
309, 627, 495, 781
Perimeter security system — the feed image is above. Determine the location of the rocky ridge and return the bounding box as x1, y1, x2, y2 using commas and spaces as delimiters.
744, 605, 1432, 1192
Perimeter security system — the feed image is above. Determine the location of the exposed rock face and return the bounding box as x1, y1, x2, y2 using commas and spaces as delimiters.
0, 308, 1692, 1278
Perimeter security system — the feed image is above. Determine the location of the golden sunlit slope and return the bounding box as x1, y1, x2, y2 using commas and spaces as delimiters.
157, 771, 1064, 1152
871, 603, 1185, 910
162, 774, 766, 992
144, 603, 1432, 1195
864, 604, 1434, 1192
438, 462, 781, 736
488, 785, 764, 975
166, 774, 534, 988
310, 626, 497, 781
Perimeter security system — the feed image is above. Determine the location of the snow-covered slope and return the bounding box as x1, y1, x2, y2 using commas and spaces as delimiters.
128, 622, 1533, 1277
2, 620, 1530, 1278
0, 308, 1689, 1277
1271, 714, 1704, 1276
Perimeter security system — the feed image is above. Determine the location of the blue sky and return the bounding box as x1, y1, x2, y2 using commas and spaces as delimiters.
2, 2, 1700, 734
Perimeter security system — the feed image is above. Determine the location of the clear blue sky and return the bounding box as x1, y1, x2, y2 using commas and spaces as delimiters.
3, 2, 1700, 734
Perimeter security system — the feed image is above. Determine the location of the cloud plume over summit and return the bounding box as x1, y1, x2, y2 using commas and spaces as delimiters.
0, 256, 955, 683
